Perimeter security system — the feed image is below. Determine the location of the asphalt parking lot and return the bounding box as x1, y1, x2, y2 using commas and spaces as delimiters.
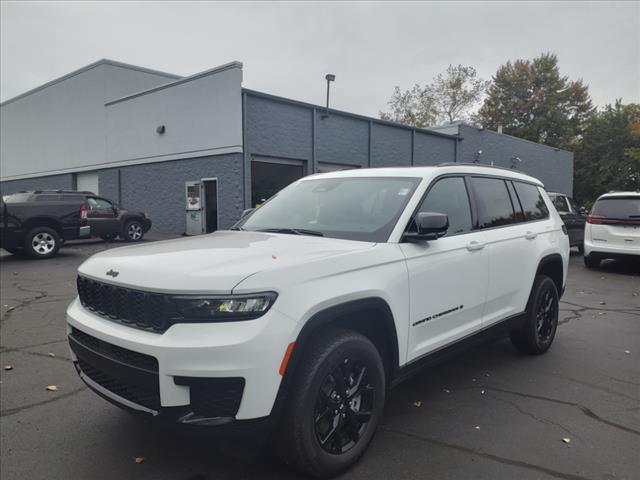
1, 239, 638, 480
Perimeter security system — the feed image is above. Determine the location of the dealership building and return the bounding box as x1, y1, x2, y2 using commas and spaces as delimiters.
0, 59, 574, 234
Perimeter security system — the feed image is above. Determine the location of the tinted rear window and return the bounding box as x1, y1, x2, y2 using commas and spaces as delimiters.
592, 197, 640, 218
513, 182, 549, 221
34, 195, 61, 201
470, 177, 518, 228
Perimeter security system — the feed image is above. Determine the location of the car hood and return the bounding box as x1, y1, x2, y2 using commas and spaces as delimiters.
77, 230, 375, 294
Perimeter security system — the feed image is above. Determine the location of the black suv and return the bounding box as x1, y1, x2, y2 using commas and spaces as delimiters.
1, 193, 91, 258
4, 190, 151, 245
548, 192, 586, 252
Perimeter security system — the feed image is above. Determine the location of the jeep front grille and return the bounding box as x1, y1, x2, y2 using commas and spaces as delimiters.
77, 276, 177, 333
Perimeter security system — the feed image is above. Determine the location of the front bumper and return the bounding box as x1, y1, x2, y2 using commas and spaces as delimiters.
66, 297, 297, 423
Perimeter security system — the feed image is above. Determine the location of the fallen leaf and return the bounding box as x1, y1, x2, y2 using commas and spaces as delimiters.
3, 365, 13, 371
624, 350, 631, 354
134, 457, 145, 464
443, 389, 450, 394
484, 373, 490, 377
46, 385, 58, 392
481, 390, 485, 395
599, 301, 606, 305
562, 437, 571, 444
47, 352, 56, 357
413, 401, 422, 407
474, 426, 481, 430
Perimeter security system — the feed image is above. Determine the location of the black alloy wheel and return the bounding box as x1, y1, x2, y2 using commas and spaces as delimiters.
510, 274, 559, 355
314, 358, 374, 455
535, 287, 556, 344
277, 327, 385, 478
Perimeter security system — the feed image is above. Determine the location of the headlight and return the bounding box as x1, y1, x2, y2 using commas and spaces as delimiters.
172, 292, 277, 322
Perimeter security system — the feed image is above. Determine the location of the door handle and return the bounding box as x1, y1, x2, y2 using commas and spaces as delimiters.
466, 241, 485, 251
525, 231, 538, 240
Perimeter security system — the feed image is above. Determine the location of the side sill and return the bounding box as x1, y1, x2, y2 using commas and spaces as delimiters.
390, 312, 525, 388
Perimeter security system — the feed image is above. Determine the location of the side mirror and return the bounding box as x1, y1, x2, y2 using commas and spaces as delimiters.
579, 207, 588, 216
240, 208, 255, 219
404, 212, 449, 241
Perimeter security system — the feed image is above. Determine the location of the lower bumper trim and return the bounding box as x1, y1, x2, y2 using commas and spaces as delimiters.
76, 363, 159, 416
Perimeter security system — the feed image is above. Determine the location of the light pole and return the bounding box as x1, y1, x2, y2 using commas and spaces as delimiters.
323, 74, 335, 118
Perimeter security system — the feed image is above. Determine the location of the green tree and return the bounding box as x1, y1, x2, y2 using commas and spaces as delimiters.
380, 84, 438, 128
380, 64, 489, 127
574, 101, 640, 205
476, 53, 592, 149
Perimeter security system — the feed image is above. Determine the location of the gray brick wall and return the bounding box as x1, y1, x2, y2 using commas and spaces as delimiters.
371, 124, 413, 167
315, 112, 369, 168
245, 95, 312, 161
414, 132, 456, 166
457, 124, 574, 195
97, 153, 244, 234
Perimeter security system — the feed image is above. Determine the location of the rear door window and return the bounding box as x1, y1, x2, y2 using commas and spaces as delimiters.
551, 194, 569, 213
34, 195, 62, 202
513, 182, 550, 221
470, 177, 518, 229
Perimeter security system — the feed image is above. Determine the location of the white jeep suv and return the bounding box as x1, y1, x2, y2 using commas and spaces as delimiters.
67, 165, 569, 477
583, 191, 640, 268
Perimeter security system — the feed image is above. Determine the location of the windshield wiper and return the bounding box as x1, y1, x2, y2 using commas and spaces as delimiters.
257, 228, 324, 237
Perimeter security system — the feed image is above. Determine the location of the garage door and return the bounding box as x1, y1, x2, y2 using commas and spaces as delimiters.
76, 172, 99, 195
251, 157, 304, 207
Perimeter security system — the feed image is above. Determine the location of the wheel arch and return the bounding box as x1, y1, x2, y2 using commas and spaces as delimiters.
536, 253, 564, 297
23, 217, 63, 237
270, 297, 400, 420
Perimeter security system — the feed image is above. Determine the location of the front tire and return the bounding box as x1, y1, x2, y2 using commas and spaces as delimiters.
24, 227, 61, 259
510, 275, 559, 355
123, 220, 144, 242
278, 327, 386, 478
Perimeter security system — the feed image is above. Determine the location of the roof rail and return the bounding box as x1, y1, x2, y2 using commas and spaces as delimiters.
30, 190, 95, 194
437, 162, 522, 173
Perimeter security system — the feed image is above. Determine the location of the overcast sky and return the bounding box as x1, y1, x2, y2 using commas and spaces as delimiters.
1, 1, 638, 117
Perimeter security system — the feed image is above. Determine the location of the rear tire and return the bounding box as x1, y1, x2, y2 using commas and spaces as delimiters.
277, 327, 386, 478
123, 220, 144, 242
23, 226, 61, 259
584, 255, 600, 268
510, 275, 559, 355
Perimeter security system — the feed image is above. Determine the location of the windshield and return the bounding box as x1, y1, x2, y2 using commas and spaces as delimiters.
592, 197, 640, 219
4, 193, 32, 203
237, 176, 421, 242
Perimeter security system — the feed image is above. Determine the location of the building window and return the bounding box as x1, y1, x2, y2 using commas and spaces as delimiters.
251, 158, 304, 207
